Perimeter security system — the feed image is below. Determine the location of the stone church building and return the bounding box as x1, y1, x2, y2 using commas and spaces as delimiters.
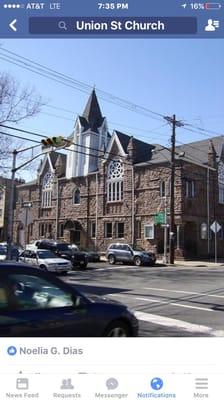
14, 90, 224, 258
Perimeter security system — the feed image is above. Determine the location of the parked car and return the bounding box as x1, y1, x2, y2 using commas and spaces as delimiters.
80, 247, 101, 262
107, 243, 156, 266
0, 244, 20, 261
19, 249, 72, 274
36, 240, 88, 269
0, 264, 138, 337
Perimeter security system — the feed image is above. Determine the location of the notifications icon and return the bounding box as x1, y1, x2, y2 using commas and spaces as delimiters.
106, 378, 119, 390
151, 377, 163, 391
58, 21, 67, 30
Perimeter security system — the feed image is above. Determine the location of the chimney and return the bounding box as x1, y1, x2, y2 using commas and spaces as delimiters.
208, 140, 217, 168
127, 136, 136, 163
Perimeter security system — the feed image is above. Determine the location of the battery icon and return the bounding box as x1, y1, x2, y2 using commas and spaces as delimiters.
205, 3, 222, 9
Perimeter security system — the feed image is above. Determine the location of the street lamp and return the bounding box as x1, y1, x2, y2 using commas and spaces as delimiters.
23, 201, 32, 249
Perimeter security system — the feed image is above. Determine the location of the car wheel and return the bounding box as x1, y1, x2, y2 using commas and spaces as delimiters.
134, 256, 142, 266
79, 263, 87, 270
108, 255, 116, 265
39, 264, 48, 272
104, 320, 131, 337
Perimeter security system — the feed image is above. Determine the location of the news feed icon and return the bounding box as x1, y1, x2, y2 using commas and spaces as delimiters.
16, 378, 29, 390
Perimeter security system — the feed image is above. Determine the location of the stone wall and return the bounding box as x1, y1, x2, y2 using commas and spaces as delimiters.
13, 158, 224, 258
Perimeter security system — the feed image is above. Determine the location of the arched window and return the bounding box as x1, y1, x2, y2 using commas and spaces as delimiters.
41, 172, 54, 208
107, 160, 124, 202
73, 188, 80, 204
200, 223, 207, 240
159, 181, 166, 198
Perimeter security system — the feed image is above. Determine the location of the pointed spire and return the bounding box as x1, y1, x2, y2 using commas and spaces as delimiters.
82, 89, 103, 130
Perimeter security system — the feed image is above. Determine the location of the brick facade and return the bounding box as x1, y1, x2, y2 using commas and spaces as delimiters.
12, 92, 224, 259
13, 152, 224, 259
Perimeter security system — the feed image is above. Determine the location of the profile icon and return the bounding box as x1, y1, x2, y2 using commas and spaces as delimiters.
205, 19, 215, 31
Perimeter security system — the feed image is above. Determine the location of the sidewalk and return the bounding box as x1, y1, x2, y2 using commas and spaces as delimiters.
157, 259, 224, 268
100, 255, 224, 268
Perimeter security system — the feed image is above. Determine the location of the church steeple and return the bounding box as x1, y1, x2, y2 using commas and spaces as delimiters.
82, 89, 103, 131
66, 90, 109, 179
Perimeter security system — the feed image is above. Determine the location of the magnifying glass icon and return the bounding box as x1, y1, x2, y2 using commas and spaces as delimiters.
58, 21, 67, 30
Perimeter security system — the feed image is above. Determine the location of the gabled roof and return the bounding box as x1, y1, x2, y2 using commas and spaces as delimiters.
49, 152, 66, 170
136, 135, 224, 167
38, 152, 67, 178
81, 89, 104, 131
176, 135, 224, 165
114, 130, 154, 163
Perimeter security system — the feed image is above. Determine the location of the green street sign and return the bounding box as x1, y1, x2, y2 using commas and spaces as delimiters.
154, 212, 165, 225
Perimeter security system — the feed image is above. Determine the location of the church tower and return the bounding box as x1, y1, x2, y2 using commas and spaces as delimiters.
66, 90, 109, 178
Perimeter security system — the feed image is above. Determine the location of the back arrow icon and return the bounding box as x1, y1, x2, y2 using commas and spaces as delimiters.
9, 19, 17, 32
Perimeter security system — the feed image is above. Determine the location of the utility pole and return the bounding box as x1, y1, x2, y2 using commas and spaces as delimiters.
7, 149, 17, 260
7, 144, 46, 260
164, 115, 183, 264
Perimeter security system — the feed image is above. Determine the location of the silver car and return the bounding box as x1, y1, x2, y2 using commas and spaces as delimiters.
19, 249, 72, 273
107, 243, 156, 266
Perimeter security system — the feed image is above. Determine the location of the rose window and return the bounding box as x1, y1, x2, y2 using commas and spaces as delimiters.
108, 160, 124, 179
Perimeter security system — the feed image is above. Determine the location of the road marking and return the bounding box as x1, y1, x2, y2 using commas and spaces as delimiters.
134, 311, 224, 337
94, 265, 138, 271
110, 293, 214, 312
134, 297, 214, 312
144, 287, 224, 299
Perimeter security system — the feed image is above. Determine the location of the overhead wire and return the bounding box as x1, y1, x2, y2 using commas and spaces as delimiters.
1, 48, 224, 177
0, 48, 165, 122
1, 124, 221, 184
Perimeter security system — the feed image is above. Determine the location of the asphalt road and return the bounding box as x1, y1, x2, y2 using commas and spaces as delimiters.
61, 262, 224, 337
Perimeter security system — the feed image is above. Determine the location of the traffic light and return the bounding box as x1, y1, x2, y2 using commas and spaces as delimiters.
41, 136, 67, 148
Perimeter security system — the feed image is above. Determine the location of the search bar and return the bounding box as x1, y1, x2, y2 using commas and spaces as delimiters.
29, 17, 197, 35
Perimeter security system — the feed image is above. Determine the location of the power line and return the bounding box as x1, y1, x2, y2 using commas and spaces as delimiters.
14, 101, 171, 141
0, 130, 40, 144
1, 48, 223, 142
1, 130, 219, 187
1, 124, 221, 179
3, 48, 223, 147
1, 124, 159, 166
184, 122, 223, 138
0, 48, 165, 122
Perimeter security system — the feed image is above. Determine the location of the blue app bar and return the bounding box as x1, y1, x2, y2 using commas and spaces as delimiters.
0, 0, 223, 40
29, 17, 198, 36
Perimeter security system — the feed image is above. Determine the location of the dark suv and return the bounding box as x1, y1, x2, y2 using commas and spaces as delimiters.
36, 240, 88, 269
107, 243, 156, 266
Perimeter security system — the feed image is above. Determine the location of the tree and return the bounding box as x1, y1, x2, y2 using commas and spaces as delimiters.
0, 72, 43, 174
0, 72, 42, 124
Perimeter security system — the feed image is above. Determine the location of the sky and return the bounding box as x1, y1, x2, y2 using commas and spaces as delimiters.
0, 38, 223, 179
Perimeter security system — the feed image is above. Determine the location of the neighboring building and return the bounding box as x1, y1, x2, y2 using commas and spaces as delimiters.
0, 176, 23, 242
13, 90, 224, 258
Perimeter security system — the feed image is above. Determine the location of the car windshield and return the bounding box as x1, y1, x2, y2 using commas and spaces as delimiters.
37, 251, 57, 259
131, 245, 145, 251
56, 244, 70, 251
